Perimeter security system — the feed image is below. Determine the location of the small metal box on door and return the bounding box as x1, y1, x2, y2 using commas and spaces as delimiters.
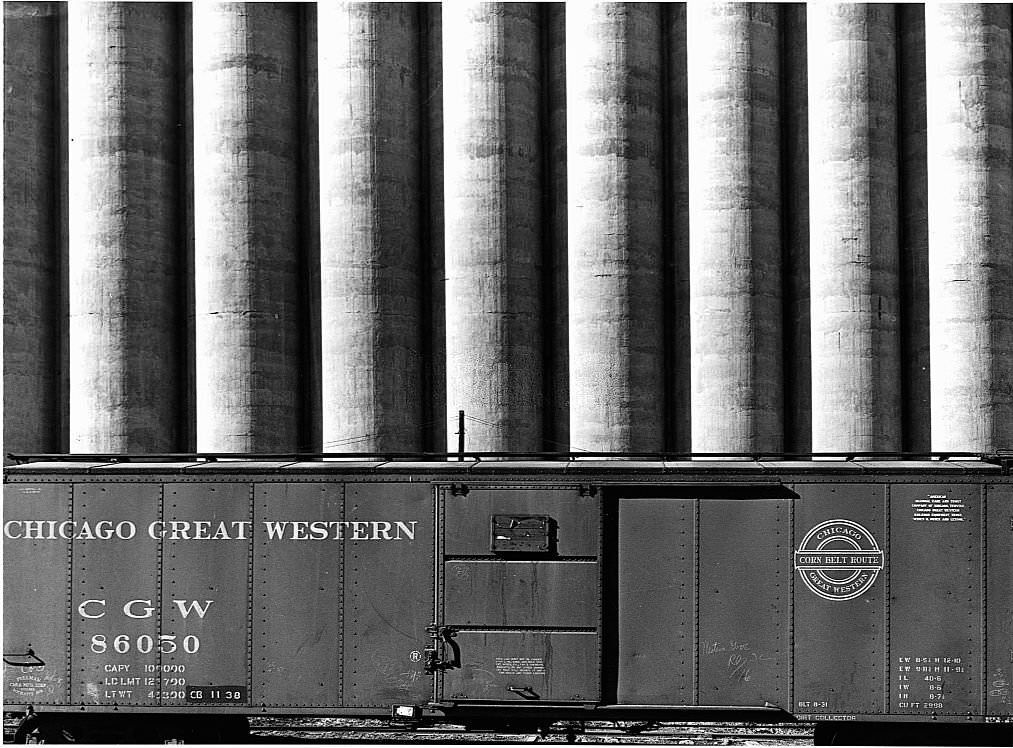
490, 515, 555, 554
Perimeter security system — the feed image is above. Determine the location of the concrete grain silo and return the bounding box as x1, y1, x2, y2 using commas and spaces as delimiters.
4, 2, 1012, 459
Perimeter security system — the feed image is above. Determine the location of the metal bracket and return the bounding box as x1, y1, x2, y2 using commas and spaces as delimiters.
3, 648, 45, 667
579, 484, 597, 497
450, 483, 469, 496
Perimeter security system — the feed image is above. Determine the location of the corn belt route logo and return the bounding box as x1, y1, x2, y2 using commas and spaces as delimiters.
794, 519, 884, 601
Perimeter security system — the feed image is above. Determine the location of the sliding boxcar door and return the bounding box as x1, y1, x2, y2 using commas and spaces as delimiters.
437, 486, 601, 704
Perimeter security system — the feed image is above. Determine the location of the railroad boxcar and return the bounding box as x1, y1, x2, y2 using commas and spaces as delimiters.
4, 454, 1013, 744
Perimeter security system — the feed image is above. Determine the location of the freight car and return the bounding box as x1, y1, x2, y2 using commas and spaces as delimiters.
4, 453, 1013, 744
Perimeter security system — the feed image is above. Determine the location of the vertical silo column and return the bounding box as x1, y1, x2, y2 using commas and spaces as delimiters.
318, 3, 423, 452
423, 4, 446, 453
443, 3, 543, 452
546, 4, 569, 453
3, 2, 63, 455
300, 4, 322, 453
898, 5, 931, 453
567, 3, 664, 453
67, 3, 180, 452
808, 4, 901, 453
687, 3, 783, 455
782, 5, 811, 455
193, 2, 301, 453
665, 4, 691, 453
926, 5, 1013, 453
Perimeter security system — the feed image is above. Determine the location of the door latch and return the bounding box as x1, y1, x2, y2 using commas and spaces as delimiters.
424, 625, 459, 674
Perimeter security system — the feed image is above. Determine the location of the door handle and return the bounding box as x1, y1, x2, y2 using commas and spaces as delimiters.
506, 685, 540, 700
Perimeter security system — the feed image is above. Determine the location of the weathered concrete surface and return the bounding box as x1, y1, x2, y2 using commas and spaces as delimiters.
782, 4, 811, 455
443, 3, 543, 452
318, 3, 423, 452
808, 3, 901, 453
67, 2, 180, 452
3, 2, 63, 456
926, 4, 1013, 453
567, 3, 664, 453
193, 2, 301, 452
898, 5, 931, 452
687, 2, 783, 454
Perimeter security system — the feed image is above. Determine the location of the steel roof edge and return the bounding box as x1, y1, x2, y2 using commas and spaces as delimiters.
4, 461, 118, 473
4, 457, 1007, 478
179, 461, 300, 473
88, 462, 205, 473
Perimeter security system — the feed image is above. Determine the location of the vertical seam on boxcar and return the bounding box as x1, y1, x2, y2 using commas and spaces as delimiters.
431, 478, 439, 705
981, 482, 987, 716
255, 484, 264, 705
156, 481, 164, 705
597, 485, 604, 702
338, 481, 345, 707
788, 488, 795, 712
247, 482, 254, 705
693, 497, 699, 705
435, 484, 445, 703
66, 482, 74, 705
884, 482, 891, 715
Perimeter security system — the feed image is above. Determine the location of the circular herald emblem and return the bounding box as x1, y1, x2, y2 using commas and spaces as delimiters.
794, 519, 884, 601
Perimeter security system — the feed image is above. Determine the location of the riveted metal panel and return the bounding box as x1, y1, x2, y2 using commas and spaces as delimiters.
792, 483, 887, 715
343, 482, 433, 707
616, 498, 695, 705
444, 487, 597, 556
71, 483, 161, 706
443, 631, 598, 702
889, 483, 981, 715
987, 484, 1013, 716
161, 482, 251, 707
3, 483, 72, 705
444, 561, 598, 628
697, 499, 790, 707
254, 482, 342, 707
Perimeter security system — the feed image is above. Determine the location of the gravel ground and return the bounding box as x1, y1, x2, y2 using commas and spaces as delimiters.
5, 713, 815, 744
246, 717, 814, 745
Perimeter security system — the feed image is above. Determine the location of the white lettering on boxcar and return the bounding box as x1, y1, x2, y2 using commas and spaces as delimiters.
6, 519, 418, 541
261, 520, 416, 540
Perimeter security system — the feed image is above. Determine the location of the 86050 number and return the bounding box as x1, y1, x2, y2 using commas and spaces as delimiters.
90, 634, 200, 654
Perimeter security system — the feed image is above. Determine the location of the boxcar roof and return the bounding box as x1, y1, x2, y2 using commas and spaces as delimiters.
4, 455, 1008, 478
